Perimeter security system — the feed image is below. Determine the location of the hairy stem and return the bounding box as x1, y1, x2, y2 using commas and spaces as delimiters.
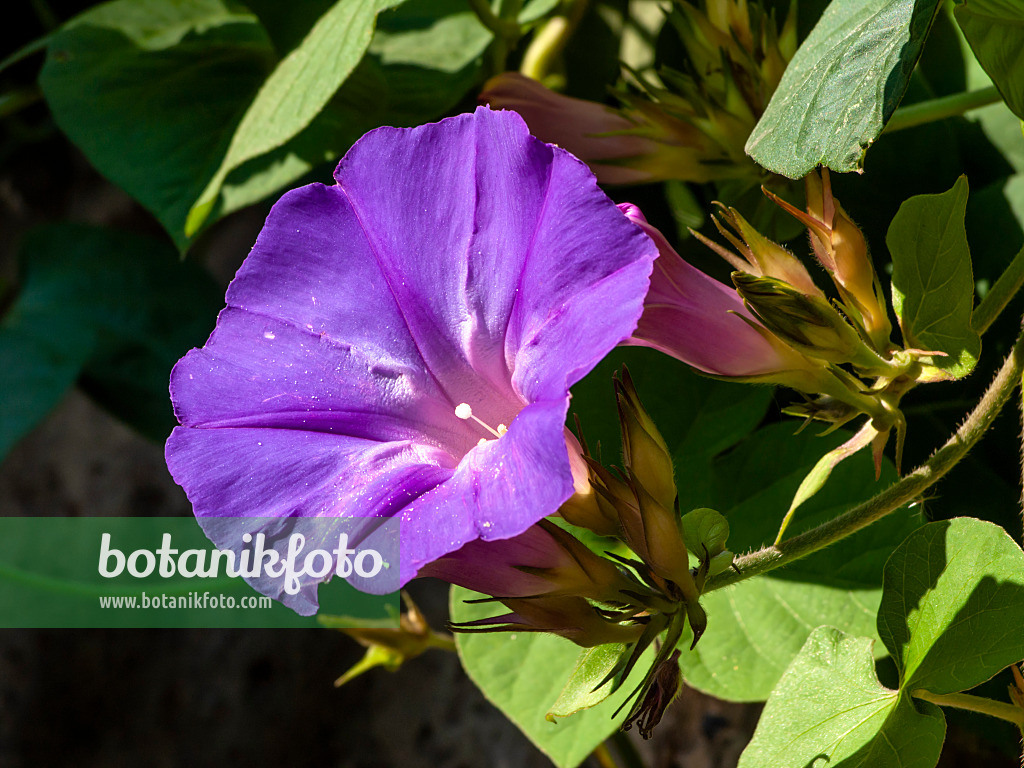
912, 689, 1024, 727
883, 86, 1002, 134
974, 246, 1024, 336
705, 324, 1024, 593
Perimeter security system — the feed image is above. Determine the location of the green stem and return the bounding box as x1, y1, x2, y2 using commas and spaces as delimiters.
0, 36, 50, 77
912, 689, 1024, 727
427, 631, 457, 653
883, 86, 1002, 134
519, 0, 589, 83
973, 245, 1024, 336
469, 0, 523, 74
705, 323, 1024, 593
468, 0, 521, 38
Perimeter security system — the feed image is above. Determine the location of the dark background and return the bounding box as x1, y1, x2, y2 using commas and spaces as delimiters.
0, 1, 1018, 765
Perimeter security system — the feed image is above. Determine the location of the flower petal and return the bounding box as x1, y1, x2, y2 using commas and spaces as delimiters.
171, 307, 464, 448
620, 203, 799, 377
167, 108, 656, 603
396, 398, 572, 583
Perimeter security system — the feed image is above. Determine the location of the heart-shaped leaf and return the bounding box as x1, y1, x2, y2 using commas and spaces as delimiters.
738, 627, 945, 768
452, 587, 653, 768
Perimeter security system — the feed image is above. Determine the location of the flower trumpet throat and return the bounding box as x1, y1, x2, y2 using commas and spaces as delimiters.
454, 402, 508, 444
619, 202, 829, 388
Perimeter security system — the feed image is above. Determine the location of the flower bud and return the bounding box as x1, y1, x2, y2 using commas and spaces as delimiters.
766, 170, 893, 351
451, 595, 648, 648
668, 0, 795, 116
418, 519, 640, 605
614, 368, 676, 513
627, 480, 695, 595
672, 2, 754, 103
335, 592, 436, 686
732, 272, 895, 374
481, 0, 800, 189
623, 650, 684, 739
579, 393, 697, 601
559, 427, 621, 537
480, 73, 660, 185
692, 202, 824, 298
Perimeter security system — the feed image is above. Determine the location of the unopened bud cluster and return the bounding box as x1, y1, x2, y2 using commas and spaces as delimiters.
481, 0, 796, 186
631, 167, 945, 475
425, 368, 727, 736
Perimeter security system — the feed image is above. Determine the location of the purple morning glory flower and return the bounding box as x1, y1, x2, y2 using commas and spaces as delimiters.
165, 107, 656, 609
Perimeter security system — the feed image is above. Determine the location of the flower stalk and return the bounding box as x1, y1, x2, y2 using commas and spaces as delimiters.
911, 689, 1024, 727
883, 86, 1002, 134
705, 321, 1024, 593
519, 0, 590, 83
973, 245, 1024, 336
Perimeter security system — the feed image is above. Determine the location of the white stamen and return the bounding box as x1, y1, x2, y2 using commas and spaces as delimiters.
454, 402, 504, 439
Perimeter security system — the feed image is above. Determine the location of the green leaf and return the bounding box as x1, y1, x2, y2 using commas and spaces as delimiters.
452, 587, 653, 768
738, 627, 945, 768
546, 643, 627, 721
888, 175, 981, 380
745, 0, 942, 178
878, 517, 1024, 694
679, 507, 729, 559
362, 0, 491, 123
0, 224, 222, 460
244, 0, 335, 54
955, 0, 1024, 120
209, 0, 493, 241
677, 423, 921, 702
953, 9, 1024, 175
185, 0, 403, 235
39, 0, 278, 252
519, 0, 560, 24
0, 329, 90, 463
196, 0, 489, 247
780, 423, 878, 539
